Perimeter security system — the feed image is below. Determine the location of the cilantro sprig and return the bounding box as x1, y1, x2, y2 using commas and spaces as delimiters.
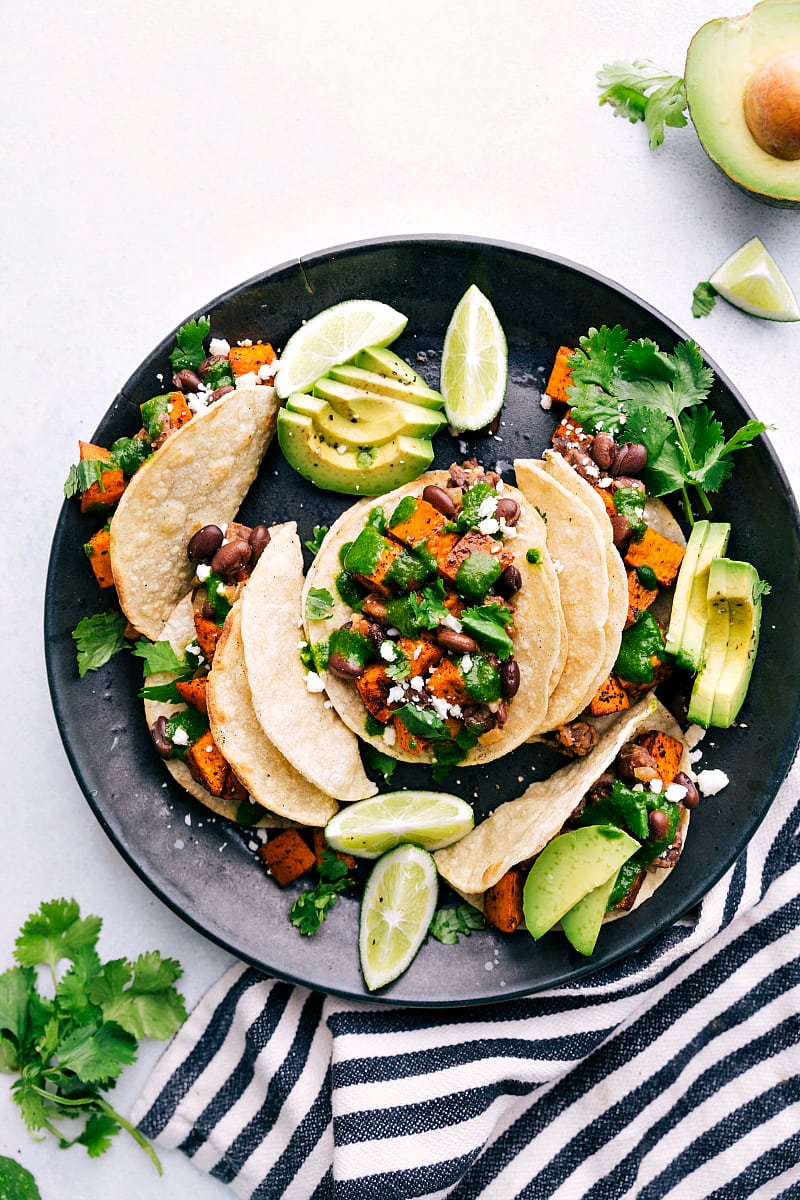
0, 899, 186, 1171
169, 316, 211, 372
566, 326, 769, 523
72, 610, 128, 677
597, 59, 688, 150
428, 904, 485, 945
289, 851, 355, 936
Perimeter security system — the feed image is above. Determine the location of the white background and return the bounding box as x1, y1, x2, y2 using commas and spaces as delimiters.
2, 2, 799, 1197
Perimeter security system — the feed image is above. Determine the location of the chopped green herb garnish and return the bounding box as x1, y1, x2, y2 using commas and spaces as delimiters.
139, 395, 171, 441
63, 459, 115, 499
597, 60, 688, 150
393, 704, 447, 741
615, 610, 667, 683
428, 904, 485, 944
460, 603, 514, 660
526, 547, 542, 564
385, 644, 411, 682
362, 743, 398, 784
131, 639, 192, 678
305, 587, 335, 621
304, 525, 329, 556
692, 281, 718, 319
169, 316, 210, 372
389, 495, 418, 527
290, 850, 355, 936
109, 436, 151, 477
636, 564, 659, 590
72, 610, 128, 677
364, 712, 386, 737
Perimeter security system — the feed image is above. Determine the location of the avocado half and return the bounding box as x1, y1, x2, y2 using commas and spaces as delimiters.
685, 0, 800, 207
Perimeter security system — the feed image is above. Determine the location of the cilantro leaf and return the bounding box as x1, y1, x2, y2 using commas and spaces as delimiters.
55, 1020, 137, 1083
305, 587, 335, 621
76, 1113, 121, 1158
692, 281, 718, 318
754, 577, 772, 599
304, 525, 329, 556
393, 704, 448, 741
15, 900, 102, 970
72, 610, 128, 677
362, 743, 398, 784
385, 644, 411, 682
169, 316, 210, 372
131, 638, 190, 677
428, 904, 485, 944
597, 59, 688, 149
460, 603, 514, 660
290, 851, 354, 936
88, 953, 186, 1040
63, 459, 115, 499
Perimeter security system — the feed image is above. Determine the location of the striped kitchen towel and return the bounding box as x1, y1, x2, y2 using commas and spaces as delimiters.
132, 771, 800, 1200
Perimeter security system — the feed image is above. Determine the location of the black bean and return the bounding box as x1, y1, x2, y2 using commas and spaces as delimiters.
495, 497, 521, 526
198, 354, 228, 379
610, 514, 634, 554
151, 715, 172, 759
591, 431, 617, 471
649, 809, 669, 841
611, 476, 646, 494
173, 368, 203, 392
422, 484, 456, 518
210, 385, 235, 403
462, 704, 497, 733
365, 621, 386, 650
617, 741, 658, 783
210, 538, 252, 578
436, 628, 479, 655
187, 524, 224, 562
495, 564, 522, 597
500, 658, 520, 697
328, 652, 365, 679
249, 525, 271, 564
362, 595, 389, 624
611, 442, 648, 477
675, 772, 700, 809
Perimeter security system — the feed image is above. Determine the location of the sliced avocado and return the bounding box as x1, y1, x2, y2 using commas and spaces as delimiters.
685, 1, 800, 207
277, 408, 434, 495
687, 558, 764, 728
285, 392, 406, 447
522, 825, 640, 940
328, 364, 445, 410
355, 345, 428, 386
313, 378, 446, 434
560, 871, 618, 957
665, 520, 731, 670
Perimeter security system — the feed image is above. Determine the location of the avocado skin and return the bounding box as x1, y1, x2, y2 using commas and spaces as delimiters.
277, 408, 434, 496
687, 558, 763, 729
685, 1, 800, 208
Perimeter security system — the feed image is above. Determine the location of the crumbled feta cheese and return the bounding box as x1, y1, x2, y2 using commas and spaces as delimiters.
696, 768, 730, 797
171, 727, 189, 747
458, 440, 469, 455
684, 724, 707, 749
489, 542, 502, 554
689, 748, 704, 764
187, 391, 210, 414
540, 393, 553, 410
413, 645, 423, 659
430, 696, 450, 720
382, 724, 397, 746
552, 558, 564, 573
495, 479, 505, 492
209, 337, 231, 357
380, 641, 398, 662
184, 813, 192, 826
449, 704, 463, 719
195, 563, 212, 582
598, 477, 613, 488
258, 361, 277, 380
387, 685, 406, 705
632, 783, 645, 792
442, 613, 463, 633
477, 495, 498, 519
305, 671, 326, 694
235, 371, 259, 389
665, 782, 688, 802
478, 517, 500, 535
461, 654, 473, 672
498, 519, 518, 538
297, 640, 308, 650
649, 778, 664, 794
237, 338, 253, 347
410, 676, 425, 692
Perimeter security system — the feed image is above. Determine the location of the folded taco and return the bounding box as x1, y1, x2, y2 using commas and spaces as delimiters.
302, 462, 565, 769
434, 695, 693, 934
111, 385, 280, 641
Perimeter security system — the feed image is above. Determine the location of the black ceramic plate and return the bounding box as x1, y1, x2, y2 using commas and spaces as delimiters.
45, 236, 800, 1006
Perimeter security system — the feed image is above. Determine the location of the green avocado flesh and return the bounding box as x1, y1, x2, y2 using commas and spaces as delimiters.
286, 391, 437, 447
355, 345, 429, 387
328, 364, 445, 410
685, 0, 800, 206
307, 382, 445, 437
560, 872, 619, 957
277, 408, 434, 495
666, 520, 731, 671
522, 825, 640, 941
688, 558, 763, 729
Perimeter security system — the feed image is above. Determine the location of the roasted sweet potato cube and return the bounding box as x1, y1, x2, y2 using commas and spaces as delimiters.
425, 529, 461, 573
185, 730, 229, 796
393, 716, 429, 756
595, 486, 617, 519
228, 341, 276, 378
427, 657, 470, 706
312, 828, 356, 871
257, 828, 316, 887
84, 526, 115, 588
221, 766, 248, 803
544, 346, 575, 404
439, 529, 514, 584
166, 390, 193, 430
348, 532, 406, 596
78, 442, 125, 513
624, 526, 686, 588
637, 729, 684, 784
589, 673, 631, 717
175, 676, 208, 714
388, 498, 449, 549
193, 611, 223, 662
625, 568, 659, 629
355, 663, 395, 723
398, 636, 443, 678
483, 868, 525, 933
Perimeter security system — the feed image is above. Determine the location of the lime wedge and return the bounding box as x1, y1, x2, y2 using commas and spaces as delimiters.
275, 300, 408, 399
708, 236, 800, 322
440, 284, 508, 430
359, 844, 438, 991
325, 790, 473, 859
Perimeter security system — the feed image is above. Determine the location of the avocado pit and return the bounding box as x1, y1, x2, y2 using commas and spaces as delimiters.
743, 51, 800, 160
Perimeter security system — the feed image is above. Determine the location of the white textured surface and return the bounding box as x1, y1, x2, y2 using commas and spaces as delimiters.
2, 1, 799, 1197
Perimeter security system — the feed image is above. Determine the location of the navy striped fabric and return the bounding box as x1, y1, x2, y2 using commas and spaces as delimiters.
132, 776, 800, 1199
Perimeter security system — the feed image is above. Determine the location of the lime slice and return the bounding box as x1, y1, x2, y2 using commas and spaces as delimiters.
708, 236, 800, 321
440, 284, 508, 430
325, 790, 473, 859
275, 300, 408, 399
359, 844, 438, 991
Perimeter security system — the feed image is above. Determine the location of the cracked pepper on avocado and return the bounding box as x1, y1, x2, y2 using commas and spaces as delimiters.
64, 293, 769, 984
